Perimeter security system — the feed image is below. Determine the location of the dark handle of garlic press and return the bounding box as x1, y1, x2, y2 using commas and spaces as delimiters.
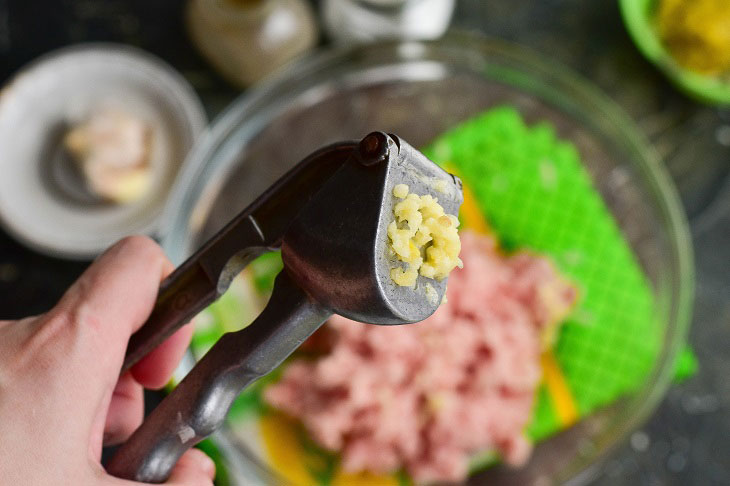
120, 235, 267, 374
120, 141, 358, 374
121, 263, 217, 372
107, 271, 332, 483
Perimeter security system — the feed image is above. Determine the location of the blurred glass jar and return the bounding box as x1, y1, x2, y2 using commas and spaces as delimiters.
186, 0, 318, 88
321, 0, 455, 45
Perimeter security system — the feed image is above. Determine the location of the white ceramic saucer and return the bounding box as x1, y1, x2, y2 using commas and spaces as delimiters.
0, 44, 207, 259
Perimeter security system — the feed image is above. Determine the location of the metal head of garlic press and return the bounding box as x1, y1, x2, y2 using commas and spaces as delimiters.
284, 131, 463, 324
108, 132, 463, 483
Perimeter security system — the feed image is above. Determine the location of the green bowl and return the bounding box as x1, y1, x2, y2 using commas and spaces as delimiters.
620, 0, 730, 105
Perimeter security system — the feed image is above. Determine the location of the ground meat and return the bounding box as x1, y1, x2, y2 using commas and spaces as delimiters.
265, 231, 577, 484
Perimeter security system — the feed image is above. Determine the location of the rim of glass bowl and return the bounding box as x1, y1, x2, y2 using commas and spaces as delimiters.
161, 30, 694, 485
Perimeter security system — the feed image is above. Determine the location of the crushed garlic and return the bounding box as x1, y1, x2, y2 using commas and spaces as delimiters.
388, 184, 462, 287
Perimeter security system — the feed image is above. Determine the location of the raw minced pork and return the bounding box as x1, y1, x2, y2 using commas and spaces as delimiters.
265, 230, 577, 484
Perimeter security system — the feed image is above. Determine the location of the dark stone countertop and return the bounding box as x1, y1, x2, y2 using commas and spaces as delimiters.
1, 1, 728, 484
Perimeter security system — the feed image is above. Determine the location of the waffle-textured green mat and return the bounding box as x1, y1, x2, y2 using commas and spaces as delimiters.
424, 105, 664, 441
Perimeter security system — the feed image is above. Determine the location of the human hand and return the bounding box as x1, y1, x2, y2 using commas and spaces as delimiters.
0, 236, 215, 485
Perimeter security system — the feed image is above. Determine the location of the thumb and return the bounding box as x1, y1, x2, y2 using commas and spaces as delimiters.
165, 449, 216, 486
102, 449, 214, 486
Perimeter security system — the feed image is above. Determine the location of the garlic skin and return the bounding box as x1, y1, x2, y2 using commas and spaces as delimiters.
64, 108, 153, 204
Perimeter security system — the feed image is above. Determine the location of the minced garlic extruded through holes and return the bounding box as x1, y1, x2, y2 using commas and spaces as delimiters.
424, 283, 438, 306
388, 183, 462, 287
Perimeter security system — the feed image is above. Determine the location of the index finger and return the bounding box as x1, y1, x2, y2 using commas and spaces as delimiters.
53, 236, 179, 381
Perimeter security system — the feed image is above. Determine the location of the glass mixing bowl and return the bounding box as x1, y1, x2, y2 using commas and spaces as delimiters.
161, 32, 693, 486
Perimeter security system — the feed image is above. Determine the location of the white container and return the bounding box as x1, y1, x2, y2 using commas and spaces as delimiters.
321, 0, 455, 45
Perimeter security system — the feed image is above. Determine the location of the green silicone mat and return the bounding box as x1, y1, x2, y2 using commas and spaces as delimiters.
423, 105, 660, 440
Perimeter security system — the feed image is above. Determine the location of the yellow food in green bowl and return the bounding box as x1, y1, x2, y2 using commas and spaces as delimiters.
657, 0, 730, 75
620, 0, 730, 104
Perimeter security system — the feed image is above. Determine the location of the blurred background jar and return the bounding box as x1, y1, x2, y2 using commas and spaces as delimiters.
321, 0, 455, 45
186, 0, 318, 88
